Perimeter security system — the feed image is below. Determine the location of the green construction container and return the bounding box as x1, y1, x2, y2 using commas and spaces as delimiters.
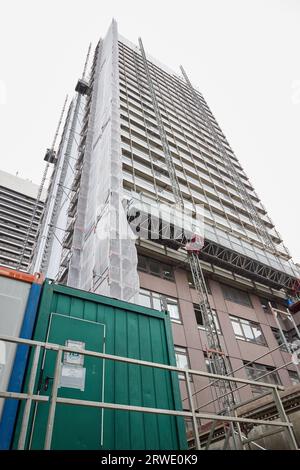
14, 280, 187, 450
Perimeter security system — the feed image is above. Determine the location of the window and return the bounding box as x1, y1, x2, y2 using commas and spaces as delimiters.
137, 255, 147, 272
139, 289, 181, 322
290, 331, 300, 344
194, 305, 221, 334
244, 362, 281, 397
222, 284, 252, 307
161, 263, 174, 281
288, 370, 300, 386
174, 346, 189, 380
149, 259, 160, 276
271, 328, 289, 352
230, 316, 266, 345
165, 298, 180, 321
137, 255, 174, 280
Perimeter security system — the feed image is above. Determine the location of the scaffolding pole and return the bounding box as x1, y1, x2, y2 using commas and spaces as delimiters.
0, 334, 297, 451
17, 96, 69, 271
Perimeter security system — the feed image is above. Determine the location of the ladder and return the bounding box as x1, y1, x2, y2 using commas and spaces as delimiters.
180, 66, 275, 253
138, 38, 235, 414
40, 94, 82, 273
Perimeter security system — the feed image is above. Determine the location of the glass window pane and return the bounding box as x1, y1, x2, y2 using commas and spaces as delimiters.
161, 264, 174, 280
140, 288, 150, 295
175, 347, 189, 379
288, 371, 300, 385
152, 297, 161, 310
194, 306, 204, 326
231, 320, 243, 337
244, 362, 280, 396
149, 260, 160, 275
167, 302, 180, 320
222, 284, 252, 307
242, 323, 254, 341
212, 311, 221, 334
252, 326, 265, 344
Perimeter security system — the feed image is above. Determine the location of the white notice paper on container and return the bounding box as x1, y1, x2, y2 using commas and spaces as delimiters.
64, 340, 85, 366
59, 364, 86, 391
59, 339, 86, 391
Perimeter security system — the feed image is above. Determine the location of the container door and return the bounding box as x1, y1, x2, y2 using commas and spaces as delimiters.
28, 314, 105, 449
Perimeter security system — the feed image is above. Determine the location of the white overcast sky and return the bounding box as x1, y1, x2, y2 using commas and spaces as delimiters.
1, 0, 300, 263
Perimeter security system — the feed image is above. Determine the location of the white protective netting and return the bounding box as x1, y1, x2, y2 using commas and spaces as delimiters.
68, 20, 139, 302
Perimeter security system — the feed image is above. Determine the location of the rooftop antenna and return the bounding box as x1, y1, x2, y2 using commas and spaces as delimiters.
17, 95, 68, 271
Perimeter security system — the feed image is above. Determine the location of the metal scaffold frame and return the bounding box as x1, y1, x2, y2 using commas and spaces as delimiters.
26, 44, 92, 278
17, 96, 69, 271
0, 334, 297, 450
30, 100, 74, 274
269, 302, 300, 381
138, 37, 236, 418
38, 92, 84, 274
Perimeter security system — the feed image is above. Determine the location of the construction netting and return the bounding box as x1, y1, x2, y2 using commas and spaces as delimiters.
68, 20, 139, 302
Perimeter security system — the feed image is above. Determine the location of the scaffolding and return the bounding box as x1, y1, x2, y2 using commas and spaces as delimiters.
30, 99, 74, 275
179, 66, 275, 254
28, 44, 91, 279
0, 334, 298, 450
17, 96, 69, 272
138, 38, 237, 418
269, 302, 300, 381
180, 339, 300, 449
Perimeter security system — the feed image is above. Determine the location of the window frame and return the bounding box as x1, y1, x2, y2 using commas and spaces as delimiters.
139, 288, 181, 323
222, 283, 253, 308
244, 362, 281, 396
174, 346, 190, 380
204, 352, 234, 388
271, 327, 289, 352
194, 304, 221, 334
229, 315, 267, 346
288, 370, 300, 386
138, 255, 175, 281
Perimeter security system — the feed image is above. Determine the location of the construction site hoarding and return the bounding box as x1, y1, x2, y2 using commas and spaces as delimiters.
13, 279, 187, 450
